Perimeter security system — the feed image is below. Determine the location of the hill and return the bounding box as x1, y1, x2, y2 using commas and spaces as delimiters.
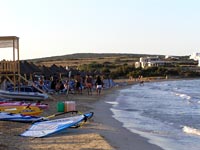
27, 53, 164, 67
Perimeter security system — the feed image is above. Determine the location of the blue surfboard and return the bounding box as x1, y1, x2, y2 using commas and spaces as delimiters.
0, 112, 42, 122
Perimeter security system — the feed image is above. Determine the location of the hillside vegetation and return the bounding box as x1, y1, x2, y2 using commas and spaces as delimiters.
26, 53, 200, 79
27, 53, 163, 67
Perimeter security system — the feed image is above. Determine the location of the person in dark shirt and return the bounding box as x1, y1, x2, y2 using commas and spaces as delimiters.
95, 75, 103, 95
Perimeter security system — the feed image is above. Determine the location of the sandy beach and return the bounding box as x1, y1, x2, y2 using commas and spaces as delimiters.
0, 80, 164, 150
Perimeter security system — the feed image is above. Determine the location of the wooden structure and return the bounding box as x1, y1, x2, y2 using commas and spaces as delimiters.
0, 36, 20, 88
0, 36, 54, 100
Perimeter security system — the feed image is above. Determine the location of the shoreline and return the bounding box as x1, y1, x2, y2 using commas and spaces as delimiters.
89, 77, 200, 150
90, 84, 164, 150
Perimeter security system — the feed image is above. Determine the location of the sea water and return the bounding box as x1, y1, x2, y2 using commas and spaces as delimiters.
107, 79, 200, 150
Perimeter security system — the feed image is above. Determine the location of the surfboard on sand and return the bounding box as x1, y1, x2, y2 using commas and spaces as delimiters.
0, 101, 48, 109
0, 111, 78, 123
0, 105, 42, 116
0, 89, 48, 100
20, 112, 93, 138
0, 112, 43, 122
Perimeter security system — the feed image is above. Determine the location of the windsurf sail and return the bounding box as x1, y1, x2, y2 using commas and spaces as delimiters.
20, 112, 93, 137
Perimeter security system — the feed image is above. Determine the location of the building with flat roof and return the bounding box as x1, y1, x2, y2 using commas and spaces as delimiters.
190, 52, 200, 67
135, 56, 171, 68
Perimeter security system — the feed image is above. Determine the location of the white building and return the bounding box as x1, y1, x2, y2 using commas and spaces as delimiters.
135, 56, 166, 68
190, 52, 200, 67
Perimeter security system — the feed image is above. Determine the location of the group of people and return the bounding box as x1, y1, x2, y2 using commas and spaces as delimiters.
0, 74, 105, 96
38, 75, 104, 95
85, 75, 104, 95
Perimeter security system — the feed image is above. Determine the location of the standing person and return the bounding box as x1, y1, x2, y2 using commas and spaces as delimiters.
55, 79, 61, 92
95, 75, 103, 95
139, 75, 144, 86
85, 75, 93, 95
75, 74, 83, 94
38, 77, 44, 90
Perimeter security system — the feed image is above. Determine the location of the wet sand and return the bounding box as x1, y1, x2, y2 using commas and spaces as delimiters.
90, 87, 163, 150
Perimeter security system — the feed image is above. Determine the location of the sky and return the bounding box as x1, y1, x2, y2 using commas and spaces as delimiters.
0, 0, 200, 60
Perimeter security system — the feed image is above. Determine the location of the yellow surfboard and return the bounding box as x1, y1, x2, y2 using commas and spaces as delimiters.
0, 106, 43, 116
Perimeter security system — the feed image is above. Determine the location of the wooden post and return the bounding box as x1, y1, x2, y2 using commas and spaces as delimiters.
13, 38, 16, 90
17, 37, 20, 86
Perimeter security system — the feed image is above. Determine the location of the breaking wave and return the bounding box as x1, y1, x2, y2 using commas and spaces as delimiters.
183, 126, 200, 136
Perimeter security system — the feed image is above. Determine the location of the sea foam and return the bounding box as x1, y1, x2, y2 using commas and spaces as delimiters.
183, 126, 200, 136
